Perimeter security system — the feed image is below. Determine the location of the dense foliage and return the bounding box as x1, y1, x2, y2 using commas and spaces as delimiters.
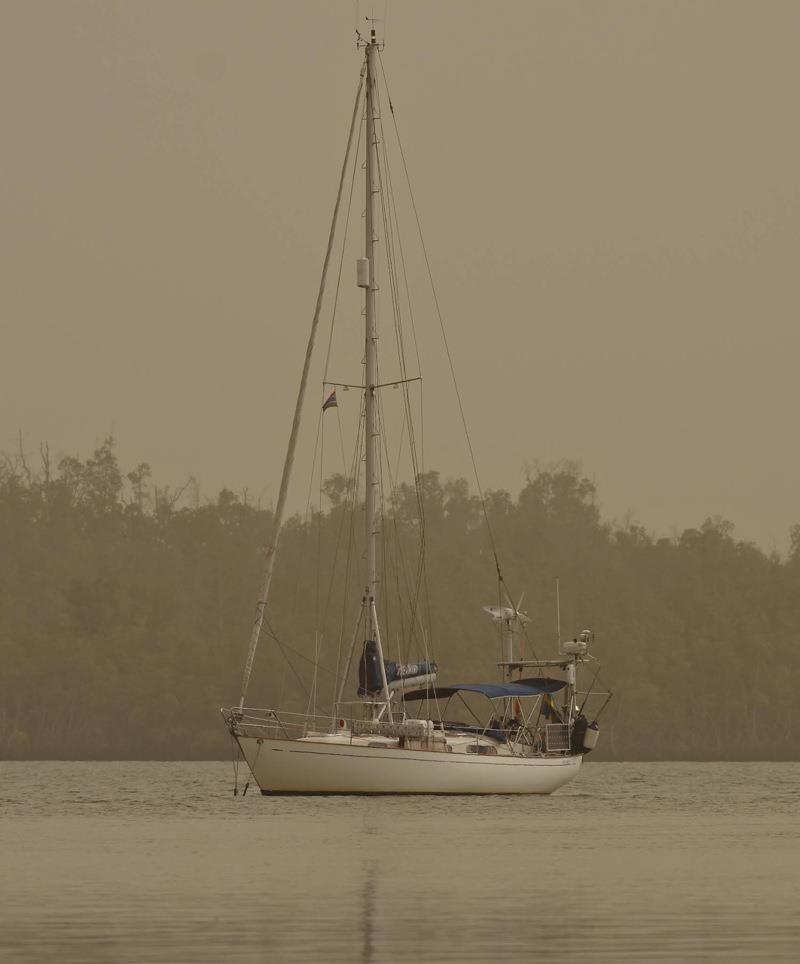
2, 439, 799, 760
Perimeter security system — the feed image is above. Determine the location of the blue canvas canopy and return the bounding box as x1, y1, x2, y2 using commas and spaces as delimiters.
402, 679, 565, 701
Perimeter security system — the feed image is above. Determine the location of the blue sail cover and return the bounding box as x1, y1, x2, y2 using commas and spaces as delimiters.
402, 679, 565, 701
358, 640, 437, 696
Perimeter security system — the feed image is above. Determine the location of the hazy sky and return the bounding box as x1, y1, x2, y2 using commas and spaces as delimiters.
2, 1, 798, 550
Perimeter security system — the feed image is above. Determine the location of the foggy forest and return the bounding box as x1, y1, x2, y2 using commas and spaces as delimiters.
2, 437, 799, 762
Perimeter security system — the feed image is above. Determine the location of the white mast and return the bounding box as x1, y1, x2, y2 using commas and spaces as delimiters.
363, 30, 392, 718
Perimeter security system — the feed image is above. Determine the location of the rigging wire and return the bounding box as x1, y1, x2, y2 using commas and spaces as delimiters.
377, 51, 541, 667
323, 403, 353, 710
372, 79, 432, 660
311, 109, 367, 714
374, 66, 431, 659
372, 349, 426, 670
238, 64, 366, 708
318, 101, 370, 708
377, 401, 415, 664
374, 276, 421, 666
262, 614, 339, 683
272, 404, 324, 711
315, 426, 361, 696
329, 389, 367, 705
267, 73, 367, 717
321, 111, 365, 385
262, 616, 313, 698
370, 81, 445, 719
376, 53, 496, 557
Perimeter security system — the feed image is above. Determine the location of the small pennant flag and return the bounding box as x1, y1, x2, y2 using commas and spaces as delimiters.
322, 389, 338, 411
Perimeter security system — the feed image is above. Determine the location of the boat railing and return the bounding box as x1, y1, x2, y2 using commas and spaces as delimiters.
224, 707, 470, 743
223, 706, 369, 741
223, 707, 577, 756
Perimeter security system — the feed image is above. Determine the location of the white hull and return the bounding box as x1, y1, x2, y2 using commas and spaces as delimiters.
237, 735, 582, 795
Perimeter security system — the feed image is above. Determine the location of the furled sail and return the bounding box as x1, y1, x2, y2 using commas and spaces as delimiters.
358, 641, 437, 696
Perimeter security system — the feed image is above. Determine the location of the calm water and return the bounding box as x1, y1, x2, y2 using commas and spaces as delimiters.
1, 761, 798, 963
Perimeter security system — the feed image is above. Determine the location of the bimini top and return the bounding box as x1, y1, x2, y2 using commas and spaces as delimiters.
403, 678, 565, 702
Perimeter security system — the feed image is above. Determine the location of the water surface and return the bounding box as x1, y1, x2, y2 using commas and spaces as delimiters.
2, 761, 798, 962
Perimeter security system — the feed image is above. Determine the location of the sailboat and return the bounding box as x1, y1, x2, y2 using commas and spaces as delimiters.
222, 27, 610, 795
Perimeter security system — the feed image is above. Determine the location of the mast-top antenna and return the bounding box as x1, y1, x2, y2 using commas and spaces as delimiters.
361, 15, 384, 49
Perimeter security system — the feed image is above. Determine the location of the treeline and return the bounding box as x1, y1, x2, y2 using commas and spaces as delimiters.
1, 438, 799, 760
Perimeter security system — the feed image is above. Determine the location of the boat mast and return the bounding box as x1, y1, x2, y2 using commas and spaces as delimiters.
363, 29, 392, 718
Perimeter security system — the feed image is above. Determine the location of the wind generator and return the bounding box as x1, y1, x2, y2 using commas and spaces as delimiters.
483, 594, 530, 682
